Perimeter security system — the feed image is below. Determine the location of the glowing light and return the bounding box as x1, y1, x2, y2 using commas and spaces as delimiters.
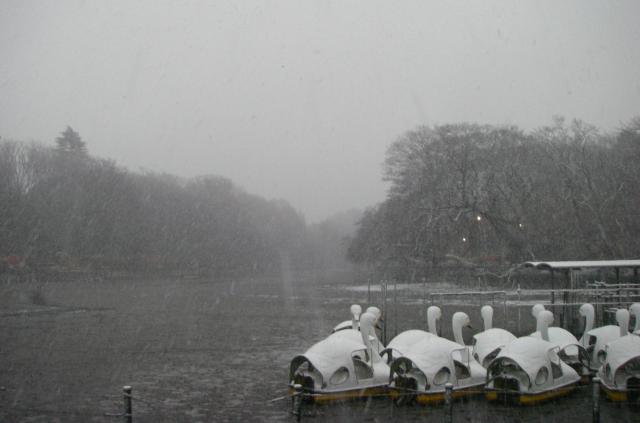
476, 215, 482, 221
462, 237, 467, 242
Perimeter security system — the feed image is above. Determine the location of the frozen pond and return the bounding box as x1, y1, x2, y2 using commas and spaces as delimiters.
0, 275, 637, 422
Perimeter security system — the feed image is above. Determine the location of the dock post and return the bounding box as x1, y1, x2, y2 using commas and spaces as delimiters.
292, 384, 303, 422
394, 279, 398, 339
444, 383, 453, 423
502, 293, 507, 330
382, 280, 388, 346
517, 284, 521, 334
592, 377, 600, 423
123, 386, 132, 423
422, 277, 427, 328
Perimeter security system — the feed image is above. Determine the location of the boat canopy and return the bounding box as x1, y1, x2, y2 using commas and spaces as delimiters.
522, 260, 640, 270
495, 337, 558, 375
472, 328, 516, 364
401, 337, 468, 377
301, 333, 365, 377
604, 335, 640, 375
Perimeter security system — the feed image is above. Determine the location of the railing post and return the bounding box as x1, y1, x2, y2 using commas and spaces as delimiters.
444, 383, 453, 423
123, 386, 132, 423
292, 383, 303, 422
592, 377, 600, 423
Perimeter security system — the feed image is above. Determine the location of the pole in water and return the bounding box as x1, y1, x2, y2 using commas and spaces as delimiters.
292, 383, 303, 422
123, 386, 132, 423
422, 277, 427, 328
502, 293, 507, 329
444, 383, 453, 423
394, 279, 398, 339
382, 280, 388, 346
517, 284, 521, 333
592, 377, 600, 423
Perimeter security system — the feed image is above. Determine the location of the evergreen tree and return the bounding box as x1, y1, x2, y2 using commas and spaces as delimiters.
55, 126, 87, 155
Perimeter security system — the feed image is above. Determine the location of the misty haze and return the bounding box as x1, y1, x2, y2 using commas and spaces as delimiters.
1, 1, 640, 422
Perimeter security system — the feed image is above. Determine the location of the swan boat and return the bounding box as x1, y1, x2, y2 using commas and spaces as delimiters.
530, 304, 590, 380
596, 309, 640, 403
289, 312, 390, 402
485, 310, 581, 405
581, 303, 630, 371
387, 311, 485, 404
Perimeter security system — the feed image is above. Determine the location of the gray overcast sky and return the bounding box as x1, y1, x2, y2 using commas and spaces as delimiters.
1, 1, 639, 222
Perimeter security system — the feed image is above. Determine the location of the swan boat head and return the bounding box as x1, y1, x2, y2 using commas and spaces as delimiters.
630, 303, 640, 335
331, 304, 362, 333
427, 305, 442, 336
472, 305, 516, 368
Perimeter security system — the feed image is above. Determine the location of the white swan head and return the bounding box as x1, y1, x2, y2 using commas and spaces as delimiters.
630, 303, 640, 332
481, 305, 493, 331
359, 311, 377, 351
616, 308, 630, 336
427, 305, 442, 335
579, 303, 594, 318
360, 311, 375, 328
531, 304, 545, 319
366, 306, 381, 322
452, 311, 472, 345
350, 304, 362, 319
453, 311, 471, 328
427, 305, 442, 319
537, 310, 554, 341
350, 304, 362, 330
579, 303, 595, 335
539, 310, 554, 325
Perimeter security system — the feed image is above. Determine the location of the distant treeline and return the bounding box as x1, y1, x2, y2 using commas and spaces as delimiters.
347, 117, 640, 277
0, 128, 356, 278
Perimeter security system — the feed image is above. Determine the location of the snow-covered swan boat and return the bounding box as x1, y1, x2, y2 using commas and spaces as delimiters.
485, 310, 580, 405
581, 303, 630, 371
387, 311, 485, 404
530, 304, 589, 380
288, 312, 390, 402
596, 309, 640, 403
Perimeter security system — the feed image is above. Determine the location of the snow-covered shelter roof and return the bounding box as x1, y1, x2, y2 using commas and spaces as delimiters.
522, 260, 640, 270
